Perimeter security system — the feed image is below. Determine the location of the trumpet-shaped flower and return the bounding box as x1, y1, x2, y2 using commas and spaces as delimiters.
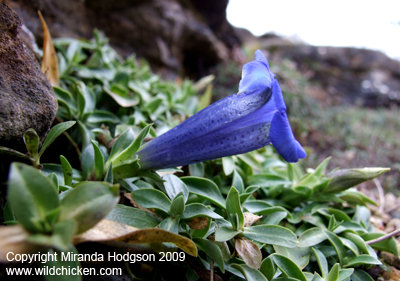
136, 50, 306, 170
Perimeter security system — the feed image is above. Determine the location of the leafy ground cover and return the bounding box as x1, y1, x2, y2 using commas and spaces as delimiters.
0, 31, 399, 281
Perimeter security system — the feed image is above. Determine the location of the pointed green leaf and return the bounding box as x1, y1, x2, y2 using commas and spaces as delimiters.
226, 187, 244, 230
193, 237, 225, 273
106, 204, 161, 228
312, 247, 328, 278
164, 174, 189, 202
189, 162, 204, 177
323, 230, 345, 264
180, 203, 223, 220
113, 124, 152, 164
0, 146, 34, 162
91, 140, 104, 180
232, 170, 245, 194
274, 245, 310, 269
271, 254, 307, 281
8, 163, 59, 233
244, 225, 297, 248
231, 264, 269, 281
215, 226, 242, 242
260, 256, 276, 281
159, 217, 179, 233
59, 181, 119, 233
131, 189, 171, 214
170, 192, 185, 216
222, 156, 235, 176
326, 263, 339, 281
298, 228, 327, 247
181, 177, 225, 209
343, 255, 381, 268
60, 155, 73, 186
39, 121, 76, 157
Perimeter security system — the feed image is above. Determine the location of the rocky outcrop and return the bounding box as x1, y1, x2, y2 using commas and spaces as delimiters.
259, 34, 400, 107
0, 2, 58, 151
7, 0, 241, 79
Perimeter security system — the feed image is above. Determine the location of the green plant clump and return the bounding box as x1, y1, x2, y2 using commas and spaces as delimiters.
0, 31, 394, 281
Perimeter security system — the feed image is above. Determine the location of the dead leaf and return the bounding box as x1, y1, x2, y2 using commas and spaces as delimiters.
74, 219, 197, 257
38, 11, 59, 86
0, 225, 44, 262
188, 217, 209, 230
243, 212, 262, 227
234, 237, 262, 269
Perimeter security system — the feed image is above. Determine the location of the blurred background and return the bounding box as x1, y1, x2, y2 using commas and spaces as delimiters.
4, 0, 400, 191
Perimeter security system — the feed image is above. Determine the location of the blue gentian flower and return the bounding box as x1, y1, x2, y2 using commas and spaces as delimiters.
136, 50, 306, 169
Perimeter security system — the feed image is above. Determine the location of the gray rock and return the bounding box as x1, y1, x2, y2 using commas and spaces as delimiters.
0, 2, 57, 151
8, 0, 239, 79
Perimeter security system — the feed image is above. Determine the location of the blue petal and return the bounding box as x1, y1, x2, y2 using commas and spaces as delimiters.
239, 50, 274, 94
269, 81, 306, 163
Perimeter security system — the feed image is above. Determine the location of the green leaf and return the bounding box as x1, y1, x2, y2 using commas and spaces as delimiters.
112, 158, 141, 179
323, 230, 345, 264
238, 153, 262, 171
244, 225, 297, 248
180, 203, 222, 220
262, 211, 287, 225
338, 269, 354, 281
104, 84, 140, 107
60, 155, 73, 186
107, 128, 135, 165
112, 124, 152, 164
222, 156, 235, 176
39, 121, 76, 157
91, 140, 104, 180
181, 177, 225, 209
170, 192, 185, 216
271, 254, 307, 281
0, 146, 34, 162
361, 233, 399, 256
232, 170, 245, 194
163, 174, 189, 202
260, 256, 276, 281
43, 246, 82, 281
314, 157, 331, 177
8, 163, 59, 233
247, 174, 291, 187
85, 110, 120, 124
240, 185, 260, 204
41, 163, 82, 186
231, 264, 269, 281
197, 84, 213, 111
226, 187, 244, 231
189, 162, 204, 177
104, 162, 113, 183
193, 237, 225, 273
76, 120, 92, 149
48, 173, 59, 193
131, 189, 171, 214
106, 204, 161, 228
274, 245, 310, 269
23, 128, 40, 160
350, 269, 374, 281
342, 232, 369, 255
325, 167, 390, 193
343, 255, 381, 268
215, 226, 242, 242
312, 247, 328, 278
159, 217, 179, 233
326, 263, 339, 281
339, 190, 377, 206
59, 181, 119, 234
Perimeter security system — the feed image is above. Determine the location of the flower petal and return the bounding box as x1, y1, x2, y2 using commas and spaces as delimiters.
269, 81, 306, 162
239, 50, 274, 94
